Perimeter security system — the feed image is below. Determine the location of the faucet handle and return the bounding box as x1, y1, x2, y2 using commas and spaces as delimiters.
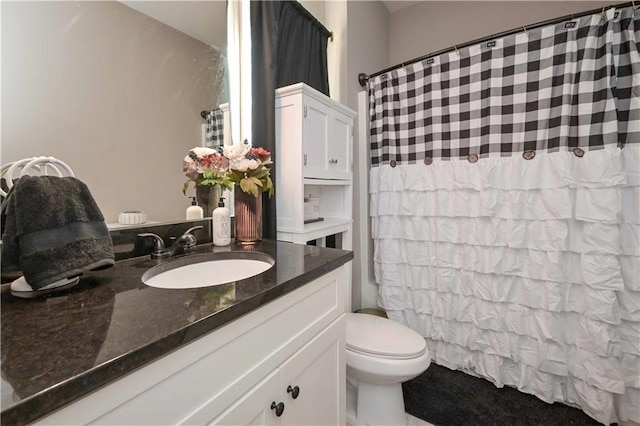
179, 226, 203, 250
137, 233, 165, 251
182, 226, 204, 236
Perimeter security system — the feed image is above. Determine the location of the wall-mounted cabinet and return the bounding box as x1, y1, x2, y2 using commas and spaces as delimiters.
275, 83, 356, 248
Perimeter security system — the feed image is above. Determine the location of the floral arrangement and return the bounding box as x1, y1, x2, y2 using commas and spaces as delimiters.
182, 143, 274, 197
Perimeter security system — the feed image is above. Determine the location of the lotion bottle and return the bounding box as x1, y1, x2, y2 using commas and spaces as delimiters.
212, 197, 231, 246
186, 197, 204, 220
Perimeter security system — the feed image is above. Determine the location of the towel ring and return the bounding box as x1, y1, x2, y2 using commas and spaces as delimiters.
1, 161, 18, 196
20, 156, 74, 177
2, 157, 74, 194
5, 158, 65, 189
3, 158, 48, 195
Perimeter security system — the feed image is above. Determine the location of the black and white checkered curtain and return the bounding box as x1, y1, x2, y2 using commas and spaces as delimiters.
370, 8, 639, 166
204, 108, 224, 148
370, 7, 639, 425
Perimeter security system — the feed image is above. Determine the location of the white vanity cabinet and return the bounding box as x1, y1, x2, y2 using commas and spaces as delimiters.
34, 266, 348, 426
275, 83, 356, 248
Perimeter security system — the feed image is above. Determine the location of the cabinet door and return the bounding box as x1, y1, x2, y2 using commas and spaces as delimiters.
328, 111, 352, 179
302, 96, 330, 179
210, 371, 281, 426
279, 317, 345, 426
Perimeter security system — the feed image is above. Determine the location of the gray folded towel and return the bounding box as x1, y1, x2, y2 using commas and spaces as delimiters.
1, 175, 114, 291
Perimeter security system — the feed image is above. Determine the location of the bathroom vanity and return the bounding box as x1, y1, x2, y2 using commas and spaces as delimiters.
0, 240, 353, 425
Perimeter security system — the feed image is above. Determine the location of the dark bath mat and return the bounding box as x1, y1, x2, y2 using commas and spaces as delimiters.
403, 363, 610, 426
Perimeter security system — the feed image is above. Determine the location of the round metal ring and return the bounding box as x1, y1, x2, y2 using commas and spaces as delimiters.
522, 150, 536, 160
572, 148, 585, 158
468, 153, 479, 163
389, 160, 397, 168
424, 156, 433, 165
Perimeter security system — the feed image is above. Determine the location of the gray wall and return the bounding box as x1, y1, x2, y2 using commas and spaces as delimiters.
346, 1, 390, 310
389, 1, 620, 65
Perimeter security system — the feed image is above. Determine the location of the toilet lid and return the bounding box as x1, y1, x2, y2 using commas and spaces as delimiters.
346, 313, 427, 359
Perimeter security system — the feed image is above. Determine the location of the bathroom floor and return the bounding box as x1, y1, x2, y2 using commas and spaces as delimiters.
346, 381, 435, 426
405, 413, 435, 426
403, 363, 603, 425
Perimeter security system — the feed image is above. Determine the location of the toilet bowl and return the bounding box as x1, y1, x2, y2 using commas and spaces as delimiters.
346, 313, 431, 426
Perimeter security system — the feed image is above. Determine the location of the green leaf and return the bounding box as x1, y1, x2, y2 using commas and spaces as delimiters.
241, 177, 260, 197
182, 180, 192, 195
220, 178, 235, 191
253, 168, 269, 179
239, 178, 253, 194
265, 177, 274, 198
249, 176, 263, 187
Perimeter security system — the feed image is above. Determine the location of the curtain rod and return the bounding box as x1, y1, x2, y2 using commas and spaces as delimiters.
290, 0, 334, 41
358, 1, 632, 87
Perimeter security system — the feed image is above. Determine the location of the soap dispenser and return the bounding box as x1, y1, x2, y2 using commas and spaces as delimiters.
186, 197, 204, 220
212, 197, 231, 246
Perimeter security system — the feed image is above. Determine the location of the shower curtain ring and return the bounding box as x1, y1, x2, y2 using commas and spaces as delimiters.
454, 45, 459, 55
522, 26, 528, 37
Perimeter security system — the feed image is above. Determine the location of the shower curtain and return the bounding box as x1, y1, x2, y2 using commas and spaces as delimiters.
370, 7, 639, 425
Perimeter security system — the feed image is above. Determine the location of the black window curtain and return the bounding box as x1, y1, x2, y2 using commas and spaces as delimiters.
275, 2, 330, 94
251, 0, 331, 239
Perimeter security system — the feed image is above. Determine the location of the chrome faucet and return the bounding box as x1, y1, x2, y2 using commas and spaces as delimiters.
138, 226, 203, 259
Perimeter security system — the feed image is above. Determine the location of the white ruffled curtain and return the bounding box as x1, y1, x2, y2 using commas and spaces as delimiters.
370, 7, 639, 425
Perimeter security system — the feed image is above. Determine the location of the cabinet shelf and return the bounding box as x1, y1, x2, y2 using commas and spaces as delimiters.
278, 217, 352, 234
277, 217, 352, 246
303, 178, 351, 186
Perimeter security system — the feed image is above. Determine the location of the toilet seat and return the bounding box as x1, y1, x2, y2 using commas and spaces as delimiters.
346, 313, 427, 360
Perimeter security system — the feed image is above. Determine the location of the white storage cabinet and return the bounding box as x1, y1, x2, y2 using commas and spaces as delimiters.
275, 83, 356, 248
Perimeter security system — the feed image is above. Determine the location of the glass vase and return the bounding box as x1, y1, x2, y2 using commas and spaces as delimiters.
195, 184, 221, 218
234, 186, 262, 244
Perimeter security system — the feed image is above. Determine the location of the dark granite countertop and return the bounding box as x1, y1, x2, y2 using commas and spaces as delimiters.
0, 240, 353, 425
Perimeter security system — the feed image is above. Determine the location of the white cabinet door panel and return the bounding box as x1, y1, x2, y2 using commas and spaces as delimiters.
209, 370, 281, 426
280, 317, 345, 426
329, 111, 352, 178
302, 96, 330, 178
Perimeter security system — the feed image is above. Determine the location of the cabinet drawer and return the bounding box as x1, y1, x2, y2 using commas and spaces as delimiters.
36, 267, 347, 425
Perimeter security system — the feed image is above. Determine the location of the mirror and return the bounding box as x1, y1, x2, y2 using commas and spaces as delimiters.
1, 0, 229, 225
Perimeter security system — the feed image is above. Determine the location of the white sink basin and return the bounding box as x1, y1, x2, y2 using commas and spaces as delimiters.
142, 252, 275, 289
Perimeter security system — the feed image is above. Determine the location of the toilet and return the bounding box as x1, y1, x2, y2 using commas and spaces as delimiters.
346, 313, 431, 426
